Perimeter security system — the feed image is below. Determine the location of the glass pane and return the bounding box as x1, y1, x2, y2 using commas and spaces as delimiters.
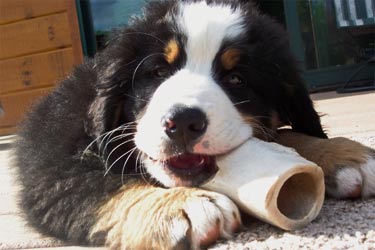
297, 0, 375, 70
90, 0, 146, 50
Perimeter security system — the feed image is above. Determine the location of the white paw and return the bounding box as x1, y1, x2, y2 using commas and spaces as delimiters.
328, 167, 363, 198
361, 156, 375, 198
329, 155, 375, 199
183, 191, 241, 249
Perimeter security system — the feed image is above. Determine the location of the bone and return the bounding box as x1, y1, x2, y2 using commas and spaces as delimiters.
203, 137, 325, 231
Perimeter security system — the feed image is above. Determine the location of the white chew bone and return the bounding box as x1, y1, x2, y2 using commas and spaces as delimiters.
203, 137, 325, 231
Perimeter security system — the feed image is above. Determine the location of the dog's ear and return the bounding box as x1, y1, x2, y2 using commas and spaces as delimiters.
85, 91, 126, 141
282, 73, 327, 139
85, 95, 107, 139
84, 62, 125, 140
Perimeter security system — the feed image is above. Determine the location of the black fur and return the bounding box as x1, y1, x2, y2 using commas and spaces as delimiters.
15, 62, 120, 244
14, 0, 326, 246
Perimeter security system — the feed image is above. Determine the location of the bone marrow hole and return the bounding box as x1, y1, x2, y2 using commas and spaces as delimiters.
277, 173, 318, 220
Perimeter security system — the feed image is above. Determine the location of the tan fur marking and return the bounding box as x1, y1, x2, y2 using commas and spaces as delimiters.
277, 130, 370, 178
164, 39, 179, 64
90, 181, 201, 250
221, 49, 241, 70
240, 113, 277, 141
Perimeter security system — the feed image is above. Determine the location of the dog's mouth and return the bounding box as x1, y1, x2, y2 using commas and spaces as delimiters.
149, 153, 218, 187
164, 154, 216, 175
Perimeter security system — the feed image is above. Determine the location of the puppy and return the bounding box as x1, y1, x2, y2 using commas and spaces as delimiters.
14, 0, 375, 249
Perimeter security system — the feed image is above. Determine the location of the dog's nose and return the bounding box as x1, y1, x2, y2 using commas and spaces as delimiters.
162, 106, 208, 147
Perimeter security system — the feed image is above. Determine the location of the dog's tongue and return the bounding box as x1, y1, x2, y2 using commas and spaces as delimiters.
167, 154, 208, 169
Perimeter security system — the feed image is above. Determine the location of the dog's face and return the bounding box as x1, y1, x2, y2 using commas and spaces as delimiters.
90, 0, 319, 188
135, 1, 261, 187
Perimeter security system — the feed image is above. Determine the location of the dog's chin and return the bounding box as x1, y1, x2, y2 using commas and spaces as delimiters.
145, 153, 218, 187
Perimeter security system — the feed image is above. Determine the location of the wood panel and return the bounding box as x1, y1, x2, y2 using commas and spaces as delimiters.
66, 0, 84, 65
0, 127, 17, 135
0, 12, 71, 60
0, 0, 66, 24
0, 0, 83, 135
0, 88, 53, 128
0, 48, 74, 94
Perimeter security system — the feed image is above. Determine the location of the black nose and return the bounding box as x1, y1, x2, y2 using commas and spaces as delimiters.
162, 106, 208, 147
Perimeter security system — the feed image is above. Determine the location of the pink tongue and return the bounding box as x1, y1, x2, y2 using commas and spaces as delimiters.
168, 154, 206, 169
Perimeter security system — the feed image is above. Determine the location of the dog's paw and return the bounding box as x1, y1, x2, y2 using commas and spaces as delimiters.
91, 185, 241, 250
182, 190, 241, 248
328, 155, 375, 199
323, 138, 375, 199
277, 131, 375, 199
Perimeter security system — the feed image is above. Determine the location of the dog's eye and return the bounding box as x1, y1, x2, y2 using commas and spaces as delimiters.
224, 73, 245, 87
153, 67, 171, 79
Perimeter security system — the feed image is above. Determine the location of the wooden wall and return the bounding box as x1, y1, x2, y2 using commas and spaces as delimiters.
0, 0, 83, 135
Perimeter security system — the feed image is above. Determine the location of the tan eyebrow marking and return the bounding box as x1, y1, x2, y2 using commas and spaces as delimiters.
221, 48, 241, 70
164, 39, 179, 64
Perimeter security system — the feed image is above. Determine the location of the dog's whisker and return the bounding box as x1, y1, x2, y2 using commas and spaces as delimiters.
121, 148, 137, 184
141, 156, 155, 185
215, 121, 236, 139
233, 99, 251, 106
123, 93, 148, 102
105, 132, 136, 144
104, 144, 137, 176
135, 151, 150, 184
82, 120, 139, 162
240, 115, 279, 140
251, 115, 275, 120
105, 138, 136, 169
123, 32, 167, 46
131, 53, 165, 91
99, 124, 136, 154
98, 125, 128, 150
135, 151, 142, 173
81, 128, 122, 160
102, 132, 136, 155
136, 152, 154, 186
81, 138, 103, 160
122, 120, 138, 125
251, 121, 278, 141
242, 115, 271, 121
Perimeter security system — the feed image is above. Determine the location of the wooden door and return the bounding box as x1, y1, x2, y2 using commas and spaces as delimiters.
0, 0, 83, 135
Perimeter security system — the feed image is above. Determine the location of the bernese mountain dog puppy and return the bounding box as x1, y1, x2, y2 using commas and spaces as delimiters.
14, 0, 375, 249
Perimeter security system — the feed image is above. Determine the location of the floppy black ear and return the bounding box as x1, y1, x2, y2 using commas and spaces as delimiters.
85, 94, 107, 139
283, 73, 328, 139
84, 61, 126, 140
242, 12, 327, 139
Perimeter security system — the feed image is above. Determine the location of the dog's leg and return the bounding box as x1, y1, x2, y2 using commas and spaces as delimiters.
17, 153, 239, 249
90, 181, 241, 250
277, 130, 375, 199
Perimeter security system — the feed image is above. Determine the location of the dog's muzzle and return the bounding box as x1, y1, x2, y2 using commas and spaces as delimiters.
162, 105, 208, 150
134, 69, 253, 187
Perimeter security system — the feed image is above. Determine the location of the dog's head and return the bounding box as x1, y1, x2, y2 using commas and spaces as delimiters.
87, 0, 324, 187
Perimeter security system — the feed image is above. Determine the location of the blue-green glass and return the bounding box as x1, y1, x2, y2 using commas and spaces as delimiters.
78, 0, 373, 90
90, 0, 146, 31
285, 0, 374, 90
90, 0, 146, 51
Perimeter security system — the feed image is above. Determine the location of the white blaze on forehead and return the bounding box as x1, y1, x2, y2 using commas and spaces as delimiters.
177, 2, 244, 72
